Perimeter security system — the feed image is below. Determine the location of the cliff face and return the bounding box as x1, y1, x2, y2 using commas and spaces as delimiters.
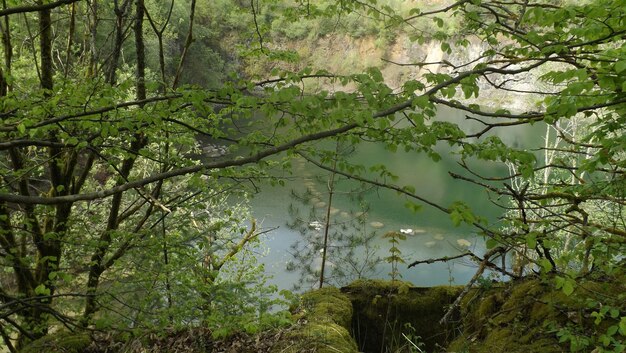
249, 33, 546, 113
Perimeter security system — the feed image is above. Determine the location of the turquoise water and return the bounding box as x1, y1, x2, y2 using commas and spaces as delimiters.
248, 106, 542, 290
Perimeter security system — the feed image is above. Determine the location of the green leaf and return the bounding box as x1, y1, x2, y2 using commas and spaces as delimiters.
34, 284, 50, 296
94, 318, 111, 330
404, 201, 422, 213
615, 60, 626, 73
610, 308, 620, 319
449, 201, 475, 226
539, 258, 553, 272
555, 276, 575, 296
402, 185, 416, 194
413, 95, 430, 108
562, 281, 574, 296
525, 233, 537, 248
441, 42, 451, 54
486, 238, 499, 249
398, 284, 410, 295
591, 311, 604, 325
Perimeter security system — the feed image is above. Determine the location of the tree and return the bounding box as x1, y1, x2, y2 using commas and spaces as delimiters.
286, 145, 381, 290
1, 0, 626, 351
0, 0, 284, 348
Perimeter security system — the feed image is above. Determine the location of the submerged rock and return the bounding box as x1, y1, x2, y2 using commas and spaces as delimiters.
456, 238, 471, 248
370, 221, 384, 228
315, 201, 327, 208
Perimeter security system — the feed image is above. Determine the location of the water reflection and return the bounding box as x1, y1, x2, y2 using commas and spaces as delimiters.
250, 106, 543, 291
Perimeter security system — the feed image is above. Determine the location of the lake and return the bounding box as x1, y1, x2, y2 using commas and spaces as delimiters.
242, 105, 543, 291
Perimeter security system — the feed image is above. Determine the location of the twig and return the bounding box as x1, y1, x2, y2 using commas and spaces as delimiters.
439, 246, 505, 324
402, 333, 424, 353
408, 252, 475, 268
250, 0, 267, 55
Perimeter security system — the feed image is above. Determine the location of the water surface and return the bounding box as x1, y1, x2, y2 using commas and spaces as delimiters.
248, 106, 542, 290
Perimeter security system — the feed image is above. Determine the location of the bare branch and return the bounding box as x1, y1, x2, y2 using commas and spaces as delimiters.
0, 0, 79, 17
439, 246, 507, 324
408, 252, 475, 268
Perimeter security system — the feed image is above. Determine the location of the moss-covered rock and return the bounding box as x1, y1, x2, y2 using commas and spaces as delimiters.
277, 322, 358, 353
342, 279, 463, 353
19, 331, 91, 353
300, 287, 354, 329
448, 276, 626, 353
272, 287, 359, 353
448, 279, 567, 353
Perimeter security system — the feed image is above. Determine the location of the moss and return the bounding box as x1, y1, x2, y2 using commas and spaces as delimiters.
459, 289, 502, 336
300, 287, 354, 329
278, 322, 358, 353
19, 331, 91, 353
448, 278, 592, 353
343, 279, 463, 353
272, 286, 358, 353
472, 326, 564, 353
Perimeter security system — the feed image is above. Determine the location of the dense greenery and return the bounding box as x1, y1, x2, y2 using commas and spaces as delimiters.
0, 0, 625, 352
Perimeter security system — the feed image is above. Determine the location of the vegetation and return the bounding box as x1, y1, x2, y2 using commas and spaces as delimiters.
448, 276, 626, 353
344, 280, 462, 353
1, 0, 626, 352
275, 287, 358, 353
286, 145, 381, 290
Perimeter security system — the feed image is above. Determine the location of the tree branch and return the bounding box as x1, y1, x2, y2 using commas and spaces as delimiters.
0, 0, 79, 17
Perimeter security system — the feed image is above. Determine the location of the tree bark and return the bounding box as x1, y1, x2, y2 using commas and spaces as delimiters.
82, 0, 149, 325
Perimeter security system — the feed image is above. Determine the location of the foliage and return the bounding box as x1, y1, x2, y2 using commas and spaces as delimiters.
286, 190, 381, 290
383, 231, 407, 281
286, 149, 380, 290
1, 0, 626, 352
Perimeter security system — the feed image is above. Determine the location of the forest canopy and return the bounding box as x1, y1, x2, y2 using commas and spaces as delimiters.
0, 0, 625, 352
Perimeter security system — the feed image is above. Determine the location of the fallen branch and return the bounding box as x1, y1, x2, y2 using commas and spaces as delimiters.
439, 246, 505, 325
